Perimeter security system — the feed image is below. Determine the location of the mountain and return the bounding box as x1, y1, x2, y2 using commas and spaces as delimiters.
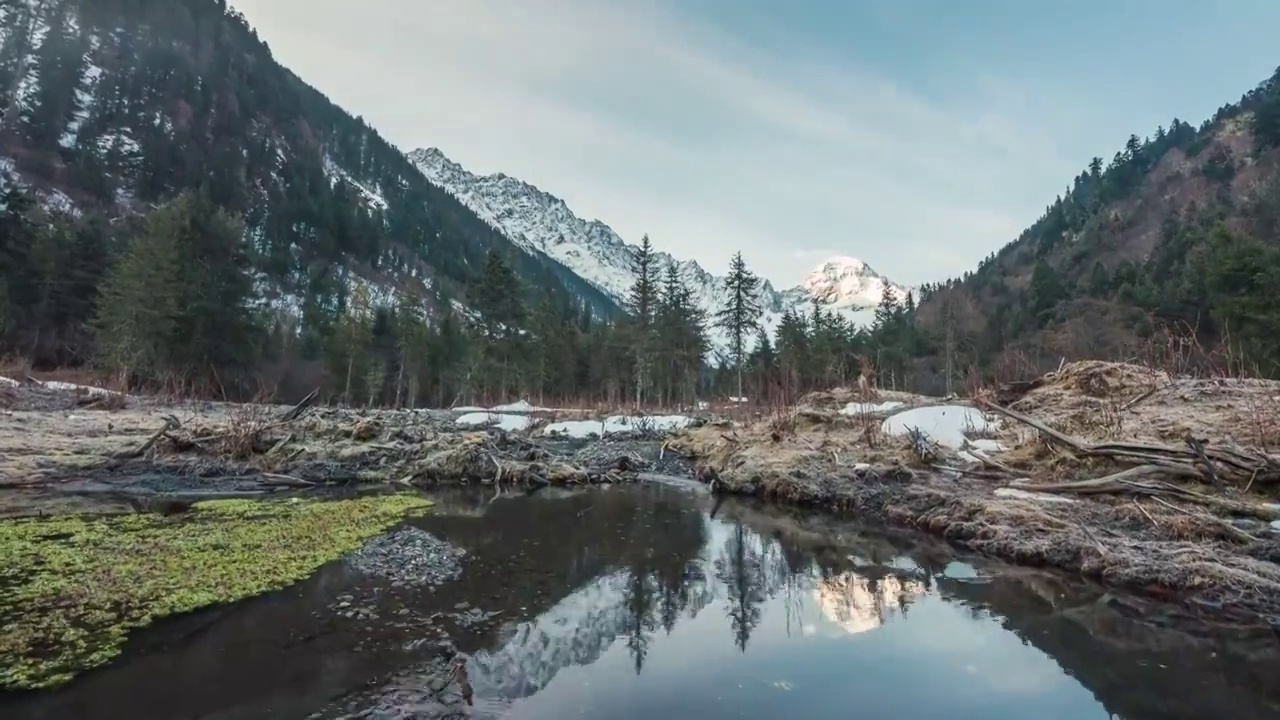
0, 0, 617, 368
912, 65, 1280, 383
410, 147, 908, 343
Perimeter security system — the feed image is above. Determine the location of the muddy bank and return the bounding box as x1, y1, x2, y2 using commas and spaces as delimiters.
0, 384, 695, 516
671, 361, 1280, 630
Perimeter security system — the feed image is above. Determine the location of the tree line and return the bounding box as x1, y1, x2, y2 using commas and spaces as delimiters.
1, 182, 935, 406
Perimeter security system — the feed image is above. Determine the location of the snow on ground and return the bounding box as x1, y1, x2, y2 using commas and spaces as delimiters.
454, 412, 533, 432
967, 438, 1005, 452
36, 380, 120, 396
491, 400, 545, 413
39, 188, 79, 217
0, 376, 18, 387
322, 154, 388, 210
994, 488, 1077, 504
542, 415, 692, 438
840, 400, 905, 415
880, 405, 993, 449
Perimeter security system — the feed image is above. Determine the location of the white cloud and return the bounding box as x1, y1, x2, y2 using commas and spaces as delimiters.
232, 0, 1080, 286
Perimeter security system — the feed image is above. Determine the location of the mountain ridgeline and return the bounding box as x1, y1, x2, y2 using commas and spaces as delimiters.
914, 66, 1280, 384
0, 0, 618, 371
410, 147, 908, 344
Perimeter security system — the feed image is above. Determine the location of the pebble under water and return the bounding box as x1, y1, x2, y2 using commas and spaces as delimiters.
5, 481, 1280, 720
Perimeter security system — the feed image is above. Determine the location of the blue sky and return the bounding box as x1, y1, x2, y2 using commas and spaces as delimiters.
233, 0, 1280, 287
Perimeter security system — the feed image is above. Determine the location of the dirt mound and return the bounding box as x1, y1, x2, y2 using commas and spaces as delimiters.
669, 413, 924, 501
1005, 360, 1280, 448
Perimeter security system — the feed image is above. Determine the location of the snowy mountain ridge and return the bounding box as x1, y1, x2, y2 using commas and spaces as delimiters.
409, 148, 909, 344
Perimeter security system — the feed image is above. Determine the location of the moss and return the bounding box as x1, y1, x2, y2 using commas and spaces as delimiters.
0, 494, 430, 690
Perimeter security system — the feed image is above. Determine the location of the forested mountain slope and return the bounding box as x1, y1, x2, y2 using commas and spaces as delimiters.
0, 0, 618, 371
915, 66, 1280, 380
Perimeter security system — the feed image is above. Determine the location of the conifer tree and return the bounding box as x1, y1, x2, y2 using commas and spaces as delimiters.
655, 262, 707, 405
715, 252, 762, 400
627, 235, 659, 404
333, 281, 374, 404
92, 200, 184, 381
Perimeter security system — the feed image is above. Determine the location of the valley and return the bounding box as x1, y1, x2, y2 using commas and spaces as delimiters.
4, 1, 1280, 719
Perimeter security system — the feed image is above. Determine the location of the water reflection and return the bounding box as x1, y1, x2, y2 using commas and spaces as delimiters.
5, 484, 1280, 720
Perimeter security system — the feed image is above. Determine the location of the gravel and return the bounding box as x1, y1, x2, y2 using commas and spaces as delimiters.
567, 438, 696, 478
346, 527, 468, 587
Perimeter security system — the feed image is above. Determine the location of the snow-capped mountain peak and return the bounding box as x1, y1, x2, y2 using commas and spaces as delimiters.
800, 256, 904, 310
409, 147, 906, 344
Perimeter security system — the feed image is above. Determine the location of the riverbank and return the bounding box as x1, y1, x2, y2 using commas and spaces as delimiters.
670, 361, 1280, 630
0, 383, 697, 693
0, 382, 694, 517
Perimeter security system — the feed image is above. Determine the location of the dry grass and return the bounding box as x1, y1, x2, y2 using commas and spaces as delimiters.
668, 357, 1280, 627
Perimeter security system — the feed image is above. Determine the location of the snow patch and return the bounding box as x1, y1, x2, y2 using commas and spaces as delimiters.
491, 400, 544, 413
36, 380, 120, 397
994, 488, 1077, 504
322, 154, 387, 210
840, 400, 905, 415
542, 415, 692, 438
0, 376, 19, 387
39, 188, 79, 217
880, 405, 993, 449
454, 412, 533, 432
968, 438, 1005, 453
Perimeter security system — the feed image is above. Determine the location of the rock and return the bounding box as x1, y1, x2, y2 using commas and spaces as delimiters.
337, 601, 352, 609
397, 608, 410, 616
347, 527, 468, 588
453, 602, 469, 610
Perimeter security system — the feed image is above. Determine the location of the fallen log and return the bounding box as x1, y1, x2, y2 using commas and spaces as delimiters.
280, 388, 319, 422
112, 415, 181, 460
978, 399, 1280, 487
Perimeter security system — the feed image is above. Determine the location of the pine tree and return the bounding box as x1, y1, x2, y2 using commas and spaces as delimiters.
393, 292, 428, 408
627, 235, 659, 405
333, 281, 373, 405
655, 262, 707, 405
715, 252, 762, 400
747, 326, 776, 399
92, 201, 184, 381
628, 235, 658, 326
468, 250, 527, 399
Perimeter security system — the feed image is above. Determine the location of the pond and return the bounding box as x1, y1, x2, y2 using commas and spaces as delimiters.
5, 481, 1279, 719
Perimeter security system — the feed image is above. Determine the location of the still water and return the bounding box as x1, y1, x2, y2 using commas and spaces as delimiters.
6, 482, 1279, 719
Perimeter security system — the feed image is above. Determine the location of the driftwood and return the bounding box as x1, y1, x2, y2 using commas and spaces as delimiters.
978, 399, 1280, 487
905, 426, 940, 464
112, 414, 181, 460
258, 472, 316, 488
280, 388, 319, 422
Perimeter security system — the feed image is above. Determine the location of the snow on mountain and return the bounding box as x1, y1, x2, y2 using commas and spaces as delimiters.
409, 148, 909, 347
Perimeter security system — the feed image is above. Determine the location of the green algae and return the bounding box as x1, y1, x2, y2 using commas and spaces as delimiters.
0, 494, 431, 690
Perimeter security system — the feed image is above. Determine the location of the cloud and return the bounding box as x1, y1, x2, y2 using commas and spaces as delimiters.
232, 0, 1076, 286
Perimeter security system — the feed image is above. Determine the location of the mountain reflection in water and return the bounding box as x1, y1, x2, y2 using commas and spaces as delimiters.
354, 485, 1280, 720
6, 483, 1279, 720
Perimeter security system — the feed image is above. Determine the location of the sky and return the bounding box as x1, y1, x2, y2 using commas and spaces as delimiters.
231, 0, 1280, 287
